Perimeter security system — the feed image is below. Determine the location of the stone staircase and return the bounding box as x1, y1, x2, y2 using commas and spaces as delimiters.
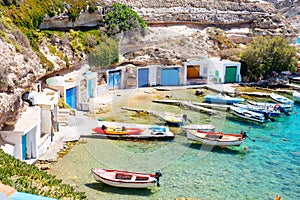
57, 108, 71, 126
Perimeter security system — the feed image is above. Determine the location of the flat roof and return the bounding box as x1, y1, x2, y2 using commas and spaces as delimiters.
34, 88, 59, 107
1, 106, 40, 133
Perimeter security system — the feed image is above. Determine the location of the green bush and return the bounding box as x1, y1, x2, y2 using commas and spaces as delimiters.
104, 3, 147, 36
0, 150, 86, 199
241, 35, 297, 81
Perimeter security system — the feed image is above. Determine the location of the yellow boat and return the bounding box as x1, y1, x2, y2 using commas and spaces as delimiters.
92, 125, 143, 135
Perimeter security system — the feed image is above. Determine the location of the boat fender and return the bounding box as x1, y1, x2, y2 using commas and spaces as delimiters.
274, 104, 280, 111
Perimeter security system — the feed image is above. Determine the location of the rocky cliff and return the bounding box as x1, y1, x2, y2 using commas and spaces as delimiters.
40, 0, 295, 37
42, 0, 297, 64
0, 24, 44, 127
264, 0, 300, 40
116, 0, 294, 36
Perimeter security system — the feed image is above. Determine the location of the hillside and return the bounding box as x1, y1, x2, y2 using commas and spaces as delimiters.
0, 0, 298, 128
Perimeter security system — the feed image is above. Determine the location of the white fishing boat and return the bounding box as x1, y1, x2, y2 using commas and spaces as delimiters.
91, 168, 162, 188
230, 106, 270, 123
247, 100, 290, 116
233, 103, 281, 117
270, 93, 294, 108
186, 129, 247, 146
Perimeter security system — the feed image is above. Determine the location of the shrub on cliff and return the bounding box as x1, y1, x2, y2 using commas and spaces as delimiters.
87, 36, 119, 69
104, 3, 147, 36
241, 36, 297, 81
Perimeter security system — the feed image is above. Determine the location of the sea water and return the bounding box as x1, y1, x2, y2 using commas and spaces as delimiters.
48, 90, 300, 200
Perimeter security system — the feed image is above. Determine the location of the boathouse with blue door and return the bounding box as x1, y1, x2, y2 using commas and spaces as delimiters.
108, 70, 121, 89
66, 87, 77, 109
107, 66, 135, 90
138, 68, 149, 87
0, 106, 41, 162
46, 65, 98, 111
160, 67, 180, 86
158, 65, 186, 86
137, 65, 158, 87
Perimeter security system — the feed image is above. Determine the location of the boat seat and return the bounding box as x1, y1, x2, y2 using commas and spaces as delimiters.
115, 173, 132, 180
205, 134, 222, 139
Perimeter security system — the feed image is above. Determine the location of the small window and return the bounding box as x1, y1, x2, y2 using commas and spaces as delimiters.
215, 70, 219, 77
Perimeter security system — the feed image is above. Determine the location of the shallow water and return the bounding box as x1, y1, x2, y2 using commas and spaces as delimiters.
48, 89, 300, 200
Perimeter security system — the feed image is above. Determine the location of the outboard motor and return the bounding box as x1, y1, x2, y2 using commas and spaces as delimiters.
263, 112, 275, 122
155, 171, 163, 187
21, 92, 36, 106
241, 130, 247, 138
277, 106, 290, 116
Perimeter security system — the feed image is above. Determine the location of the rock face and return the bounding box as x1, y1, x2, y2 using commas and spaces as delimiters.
0, 27, 44, 128
109, 0, 295, 36
39, 0, 295, 37
264, 0, 300, 39
40, 12, 104, 30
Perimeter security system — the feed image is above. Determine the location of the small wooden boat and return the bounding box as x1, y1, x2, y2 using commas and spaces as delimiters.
233, 103, 281, 117
91, 168, 162, 188
293, 91, 300, 102
92, 125, 143, 135
156, 112, 185, 127
205, 94, 244, 105
270, 93, 294, 108
186, 129, 247, 146
230, 106, 270, 123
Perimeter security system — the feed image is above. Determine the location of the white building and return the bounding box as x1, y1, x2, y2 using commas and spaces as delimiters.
107, 64, 187, 89
46, 65, 98, 111
0, 86, 60, 164
184, 58, 242, 84
0, 106, 41, 163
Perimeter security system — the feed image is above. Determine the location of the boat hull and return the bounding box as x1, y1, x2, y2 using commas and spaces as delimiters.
186, 130, 244, 146
233, 103, 281, 117
230, 106, 268, 123
91, 169, 158, 188
92, 126, 143, 135
205, 94, 244, 105
270, 93, 294, 108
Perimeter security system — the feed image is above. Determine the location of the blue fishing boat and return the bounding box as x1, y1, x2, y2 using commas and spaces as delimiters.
205, 94, 244, 105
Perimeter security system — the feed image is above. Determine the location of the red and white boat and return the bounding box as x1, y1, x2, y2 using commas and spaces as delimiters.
186, 129, 247, 146
91, 168, 162, 188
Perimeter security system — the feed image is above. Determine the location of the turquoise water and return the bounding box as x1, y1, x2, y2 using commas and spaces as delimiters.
48, 90, 300, 200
